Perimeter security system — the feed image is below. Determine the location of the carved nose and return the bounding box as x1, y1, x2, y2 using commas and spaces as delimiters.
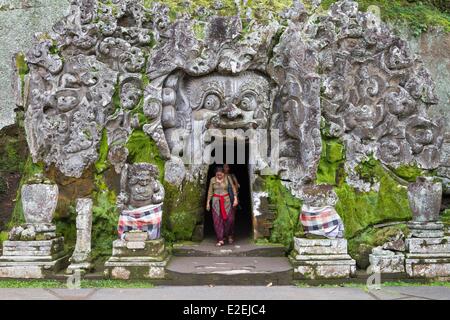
221, 103, 242, 120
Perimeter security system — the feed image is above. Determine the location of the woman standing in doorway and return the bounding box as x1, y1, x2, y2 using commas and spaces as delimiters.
206, 166, 238, 246
224, 164, 239, 244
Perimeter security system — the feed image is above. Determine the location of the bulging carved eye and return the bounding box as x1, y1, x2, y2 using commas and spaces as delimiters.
203, 94, 221, 110
239, 94, 257, 111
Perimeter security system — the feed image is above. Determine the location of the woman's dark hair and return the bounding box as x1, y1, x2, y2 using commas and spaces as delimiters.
215, 166, 224, 174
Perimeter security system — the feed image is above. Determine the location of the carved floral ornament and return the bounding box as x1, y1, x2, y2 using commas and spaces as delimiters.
21, 0, 442, 195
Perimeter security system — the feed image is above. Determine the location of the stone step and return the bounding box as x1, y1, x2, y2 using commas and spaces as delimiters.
165, 256, 293, 285
172, 239, 286, 257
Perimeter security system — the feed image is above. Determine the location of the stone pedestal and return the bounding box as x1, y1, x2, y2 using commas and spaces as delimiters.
289, 238, 356, 280
369, 247, 405, 274
405, 236, 450, 278
104, 238, 169, 280
0, 237, 69, 278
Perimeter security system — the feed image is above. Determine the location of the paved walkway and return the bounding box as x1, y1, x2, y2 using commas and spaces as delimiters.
0, 286, 449, 300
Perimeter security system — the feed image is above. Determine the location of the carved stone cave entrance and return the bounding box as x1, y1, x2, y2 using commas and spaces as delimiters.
203, 138, 253, 241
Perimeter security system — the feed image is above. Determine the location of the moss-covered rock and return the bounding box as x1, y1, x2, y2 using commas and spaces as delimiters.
163, 180, 205, 242
261, 175, 303, 249
348, 224, 410, 268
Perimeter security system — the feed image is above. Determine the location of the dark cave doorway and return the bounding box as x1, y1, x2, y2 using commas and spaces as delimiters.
204, 138, 253, 241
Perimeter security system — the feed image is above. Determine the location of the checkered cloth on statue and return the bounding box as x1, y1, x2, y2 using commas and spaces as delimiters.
118, 203, 163, 240
300, 204, 344, 239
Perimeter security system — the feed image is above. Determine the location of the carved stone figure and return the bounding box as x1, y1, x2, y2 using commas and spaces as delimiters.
117, 163, 164, 211
116, 163, 164, 241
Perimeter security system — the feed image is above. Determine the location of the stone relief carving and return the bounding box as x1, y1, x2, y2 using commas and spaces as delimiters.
307, 0, 443, 190
21, 0, 443, 197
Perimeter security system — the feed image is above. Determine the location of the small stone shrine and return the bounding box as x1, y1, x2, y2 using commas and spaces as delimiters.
0, 177, 68, 278
104, 163, 168, 279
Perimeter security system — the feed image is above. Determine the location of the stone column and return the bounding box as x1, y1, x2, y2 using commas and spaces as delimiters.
405, 177, 450, 278
67, 198, 93, 274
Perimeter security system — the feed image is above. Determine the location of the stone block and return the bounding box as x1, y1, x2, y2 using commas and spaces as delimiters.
290, 238, 355, 279
111, 239, 166, 258
406, 237, 450, 254
104, 239, 168, 279
405, 254, 450, 278
294, 238, 348, 255
104, 259, 169, 280
290, 257, 356, 280
0, 237, 68, 278
369, 252, 405, 273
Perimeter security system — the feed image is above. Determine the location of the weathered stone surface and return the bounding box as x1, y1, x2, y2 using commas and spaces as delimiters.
67, 198, 93, 273
369, 251, 405, 274
15, 0, 442, 195
21, 183, 58, 224
405, 254, 450, 278
0, 237, 68, 278
110, 239, 166, 258
0, 0, 69, 130
291, 237, 356, 279
294, 238, 348, 255
406, 237, 450, 254
408, 221, 445, 238
105, 260, 168, 280
407, 177, 442, 222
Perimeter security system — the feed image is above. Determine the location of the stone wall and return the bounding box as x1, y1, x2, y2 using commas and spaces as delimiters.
0, 0, 69, 129
401, 28, 450, 189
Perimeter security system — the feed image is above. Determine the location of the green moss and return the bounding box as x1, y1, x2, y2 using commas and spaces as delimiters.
348, 224, 410, 264
95, 129, 109, 174
163, 181, 204, 241
336, 158, 412, 238
126, 130, 165, 179
321, 0, 450, 35
316, 137, 345, 185
262, 175, 302, 249
389, 164, 425, 182
167, 210, 198, 240
8, 157, 45, 228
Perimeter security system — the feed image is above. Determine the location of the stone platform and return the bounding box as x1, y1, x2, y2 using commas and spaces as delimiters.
0, 237, 69, 278
405, 237, 450, 278
290, 238, 356, 280
173, 239, 286, 257
165, 256, 293, 285
104, 239, 169, 280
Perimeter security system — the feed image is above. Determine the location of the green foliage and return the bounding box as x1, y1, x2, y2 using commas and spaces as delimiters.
441, 209, 450, 228
54, 205, 77, 252
263, 175, 303, 249
0, 136, 25, 173
321, 0, 450, 35
0, 279, 156, 288
91, 175, 118, 259
0, 231, 8, 247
